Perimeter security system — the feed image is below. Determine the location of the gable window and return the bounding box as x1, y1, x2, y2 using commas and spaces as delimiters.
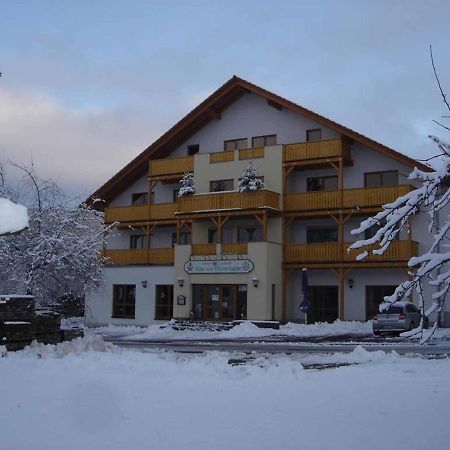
307, 176, 338, 191
306, 227, 338, 243
130, 234, 146, 249
155, 285, 174, 320
210, 179, 234, 192
187, 144, 199, 155
132, 192, 148, 205
172, 232, 191, 246
238, 226, 263, 242
224, 138, 247, 151
112, 285, 136, 319
306, 129, 322, 142
364, 170, 398, 187
252, 134, 277, 147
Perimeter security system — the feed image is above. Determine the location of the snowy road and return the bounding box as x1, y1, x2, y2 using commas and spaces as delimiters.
108, 338, 450, 356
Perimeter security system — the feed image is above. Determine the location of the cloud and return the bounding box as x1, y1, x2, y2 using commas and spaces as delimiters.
0, 86, 165, 198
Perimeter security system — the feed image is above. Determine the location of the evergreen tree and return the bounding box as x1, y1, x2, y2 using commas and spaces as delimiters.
238, 161, 266, 192
178, 172, 196, 197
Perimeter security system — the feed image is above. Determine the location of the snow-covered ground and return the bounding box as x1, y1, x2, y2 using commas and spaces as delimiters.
1, 336, 450, 450
93, 319, 375, 341
91, 319, 450, 342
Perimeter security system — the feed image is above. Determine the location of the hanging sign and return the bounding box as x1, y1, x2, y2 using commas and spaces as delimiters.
184, 259, 254, 274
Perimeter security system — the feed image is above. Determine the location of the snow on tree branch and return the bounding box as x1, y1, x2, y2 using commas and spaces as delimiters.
178, 172, 196, 197
238, 160, 265, 192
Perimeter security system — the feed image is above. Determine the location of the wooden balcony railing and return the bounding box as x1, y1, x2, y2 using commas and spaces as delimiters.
221, 242, 248, 255
176, 189, 280, 214
239, 147, 264, 160
283, 139, 349, 163
210, 150, 235, 163
103, 248, 174, 265
104, 202, 177, 224
284, 185, 412, 213
191, 243, 217, 255
149, 155, 194, 178
284, 240, 418, 265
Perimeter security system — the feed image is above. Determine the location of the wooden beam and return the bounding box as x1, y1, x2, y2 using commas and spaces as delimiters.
338, 268, 345, 320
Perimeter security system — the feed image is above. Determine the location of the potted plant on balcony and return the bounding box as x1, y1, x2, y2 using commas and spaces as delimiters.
178, 172, 196, 197
238, 161, 265, 192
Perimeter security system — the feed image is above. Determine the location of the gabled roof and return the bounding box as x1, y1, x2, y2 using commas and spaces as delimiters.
89, 76, 429, 206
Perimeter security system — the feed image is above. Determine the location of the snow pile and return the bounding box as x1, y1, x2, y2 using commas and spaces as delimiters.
281, 319, 373, 338
221, 321, 273, 338
21, 335, 118, 358
0, 197, 28, 235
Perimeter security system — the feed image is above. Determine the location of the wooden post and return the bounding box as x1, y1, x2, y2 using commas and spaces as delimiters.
176, 220, 181, 245
262, 212, 268, 241
281, 268, 287, 323
338, 267, 345, 320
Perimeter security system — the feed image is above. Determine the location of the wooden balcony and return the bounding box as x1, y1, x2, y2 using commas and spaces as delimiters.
239, 147, 264, 160
284, 240, 418, 267
284, 185, 412, 214
103, 248, 174, 265
222, 242, 248, 255
210, 150, 235, 163
104, 202, 177, 224
191, 244, 217, 256
176, 189, 280, 215
283, 138, 350, 164
149, 156, 194, 179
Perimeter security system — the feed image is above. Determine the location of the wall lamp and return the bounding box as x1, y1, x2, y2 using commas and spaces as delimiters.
252, 278, 259, 288
348, 278, 354, 289
177, 278, 185, 288
141, 280, 148, 289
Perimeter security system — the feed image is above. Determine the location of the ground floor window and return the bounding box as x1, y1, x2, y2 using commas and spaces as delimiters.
366, 285, 397, 320
112, 284, 136, 319
155, 285, 174, 320
192, 284, 247, 321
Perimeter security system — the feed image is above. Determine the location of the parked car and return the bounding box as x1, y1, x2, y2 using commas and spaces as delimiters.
373, 301, 428, 335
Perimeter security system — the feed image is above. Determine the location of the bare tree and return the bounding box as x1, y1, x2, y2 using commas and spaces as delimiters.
0, 162, 112, 306
350, 47, 450, 343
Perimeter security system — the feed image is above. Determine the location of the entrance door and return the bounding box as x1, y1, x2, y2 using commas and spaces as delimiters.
193, 285, 247, 321
308, 286, 338, 323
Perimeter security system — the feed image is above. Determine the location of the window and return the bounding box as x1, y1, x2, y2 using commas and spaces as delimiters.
172, 232, 191, 246
306, 227, 338, 243
131, 192, 148, 206
307, 176, 338, 191
173, 189, 180, 201
306, 129, 322, 142
364, 170, 398, 187
237, 226, 263, 242
365, 285, 397, 320
155, 285, 174, 320
208, 228, 233, 243
364, 220, 399, 241
251, 134, 277, 147
224, 138, 247, 151
112, 285, 135, 319
130, 234, 146, 249
210, 179, 234, 192
187, 144, 199, 155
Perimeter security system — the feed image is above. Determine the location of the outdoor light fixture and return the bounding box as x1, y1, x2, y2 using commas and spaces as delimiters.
252, 278, 259, 288
348, 278, 354, 289
177, 278, 184, 287
141, 280, 148, 288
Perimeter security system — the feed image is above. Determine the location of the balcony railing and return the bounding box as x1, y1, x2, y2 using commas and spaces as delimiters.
239, 147, 264, 160
210, 150, 235, 163
176, 189, 280, 214
221, 242, 248, 255
284, 240, 418, 265
284, 185, 412, 213
283, 138, 349, 163
149, 155, 194, 178
103, 248, 174, 265
104, 202, 177, 224
191, 244, 217, 256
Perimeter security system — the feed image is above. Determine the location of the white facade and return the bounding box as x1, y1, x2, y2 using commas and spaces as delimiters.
85, 83, 450, 328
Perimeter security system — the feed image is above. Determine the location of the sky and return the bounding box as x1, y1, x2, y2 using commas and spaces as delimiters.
1, 0, 449, 199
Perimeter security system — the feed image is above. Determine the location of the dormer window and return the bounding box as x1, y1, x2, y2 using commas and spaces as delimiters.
306, 129, 322, 142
